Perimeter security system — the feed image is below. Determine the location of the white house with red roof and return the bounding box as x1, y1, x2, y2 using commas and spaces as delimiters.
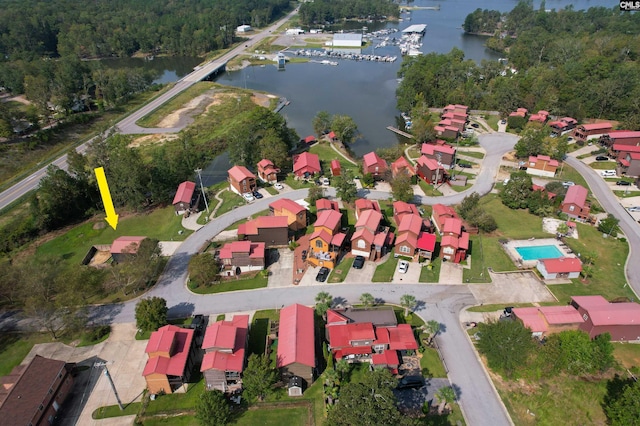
277, 304, 316, 394
325, 307, 418, 374
293, 152, 321, 178
218, 241, 265, 276
200, 315, 249, 392
257, 159, 280, 183
561, 184, 590, 221
172, 181, 197, 215
571, 295, 640, 341
512, 305, 584, 338
537, 257, 582, 280
526, 155, 559, 178
143, 325, 195, 394
362, 152, 388, 179
227, 165, 256, 195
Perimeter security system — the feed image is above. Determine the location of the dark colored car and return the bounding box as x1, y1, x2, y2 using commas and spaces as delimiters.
302, 250, 308, 261
616, 181, 632, 186
397, 376, 425, 390
315, 267, 330, 282
595, 156, 609, 161
253, 191, 263, 199
458, 163, 472, 169
190, 314, 205, 331
352, 255, 365, 269
471, 123, 479, 128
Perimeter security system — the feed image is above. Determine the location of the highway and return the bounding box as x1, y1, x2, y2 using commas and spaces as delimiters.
0, 8, 298, 211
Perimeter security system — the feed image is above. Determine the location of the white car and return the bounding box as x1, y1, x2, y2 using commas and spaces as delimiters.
397, 260, 409, 274
274, 183, 284, 190
321, 177, 330, 186
562, 181, 575, 187
601, 170, 617, 177
627, 207, 640, 213
242, 192, 255, 202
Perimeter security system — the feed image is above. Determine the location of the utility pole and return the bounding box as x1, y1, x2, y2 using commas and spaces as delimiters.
103, 366, 124, 410
195, 168, 210, 217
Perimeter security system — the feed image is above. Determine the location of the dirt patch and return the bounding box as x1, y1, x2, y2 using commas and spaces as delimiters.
156, 93, 216, 128
129, 133, 179, 148
251, 93, 277, 108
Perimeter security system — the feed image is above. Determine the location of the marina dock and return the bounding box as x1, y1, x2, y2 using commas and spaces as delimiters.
386, 126, 414, 139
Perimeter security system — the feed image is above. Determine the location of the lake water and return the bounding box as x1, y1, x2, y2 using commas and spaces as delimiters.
101, 56, 202, 85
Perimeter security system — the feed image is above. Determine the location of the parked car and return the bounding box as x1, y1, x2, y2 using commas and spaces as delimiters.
302, 250, 307, 261
601, 170, 617, 177
595, 156, 609, 161
243, 192, 255, 202
190, 314, 205, 331
471, 123, 479, 128
562, 181, 575, 187
253, 191, 263, 199
627, 206, 640, 212
458, 163, 473, 169
500, 119, 507, 125
397, 260, 409, 274
321, 177, 330, 186
397, 375, 425, 389
274, 183, 284, 190
616, 181, 632, 186
353, 255, 365, 269
315, 267, 330, 282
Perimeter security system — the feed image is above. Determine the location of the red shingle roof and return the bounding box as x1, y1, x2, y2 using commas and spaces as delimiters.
309, 228, 333, 244
143, 325, 194, 377
563, 185, 588, 208
111, 236, 146, 254
443, 218, 462, 236
613, 144, 640, 153
352, 227, 375, 245
398, 214, 422, 235
173, 181, 196, 205
416, 232, 436, 251
277, 304, 315, 368
355, 199, 379, 212
228, 165, 256, 182
202, 315, 249, 351
579, 122, 612, 131
270, 198, 306, 215
314, 209, 342, 231
393, 201, 418, 217
417, 156, 443, 170
540, 257, 582, 273
201, 349, 245, 373
607, 130, 640, 140
293, 152, 321, 175
363, 152, 387, 169
395, 232, 417, 249
316, 198, 339, 211
355, 209, 382, 232
218, 241, 265, 260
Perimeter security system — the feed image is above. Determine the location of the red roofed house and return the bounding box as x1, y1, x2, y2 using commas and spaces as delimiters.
600, 130, 640, 148
354, 198, 380, 220
316, 198, 339, 212
257, 159, 280, 184
431, 204, 458, 234
219, 241, 265, 276
351, 208, 393, 260
610, 143, 640, 161
528, 110, 549, 124
303, 135, 317, 145
434, 121, 460, 139
571, 295, 640, 341
325, 307, 418, 373
537, 257, 582, 280
390, 156, 416, 179
561, 184, 590, 221
173, 181, 197, 215
393, 200, 419, 226
326, 131, 337, 141
532, 184, 556, 200
421, 143, 456, 169
416, 156, 445, 184
362, 151, 388, 180
237, 215, 289, 247
394, 213, 423, 260
443, 104, 468, 115
111, 236, 146, 263
617, 151, 640, 177
228, 165, 257, 195
416, 232, 437, 262
573, 122, 613, 143
143, 325, 196, 394
201, 315, 249, 392
441, 111, 468, 123
512, 305, 584, 338
549, 117, 578, 135
308, 209, 345, 269
293, 152, 321, 178
269, 198, 308, 231
277, 304, 316, 395
439, 217, 469, 263
0, 355, 74, 426
330, 159, 341, 176
526, 155, 559, 178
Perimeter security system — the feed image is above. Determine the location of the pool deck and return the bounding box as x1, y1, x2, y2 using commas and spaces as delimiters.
502, 238, 576, 269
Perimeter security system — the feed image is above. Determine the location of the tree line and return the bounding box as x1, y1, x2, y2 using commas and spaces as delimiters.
397, 3, 640, 129
298, 0, 399, 26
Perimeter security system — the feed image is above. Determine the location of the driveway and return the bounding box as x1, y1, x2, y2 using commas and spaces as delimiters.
267, 248, 294, 288
343, 258, 376, 283
470, 271, 556, 304
439, 262, 464, 284
392, 260, 421, 284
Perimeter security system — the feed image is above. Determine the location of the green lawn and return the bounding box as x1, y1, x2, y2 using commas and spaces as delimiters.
137, 82, 215, 127
248, 309, 279, 355
213, 189, 246, 218
234, 406, 309, 426
419, 257, 441, 283
189, 273, 268, 295
420, 348, 448, 378
484, 114, 500, 131
457, 150, 485, 159
613, 342, 640, 370
0, 333, 54, 377
284, 175, 314, 190
263, 185, 279, 195
480, 195, 547, 239
418, 179, 443, 197
309, 143, 359, 175
36, 205, 191, 266
143, 416, 197, 426
371, 256, 398, 282
145, 380, 204, 415
462, 235, 491, 283
589, 161, 617, 170
328, 257, 354, 283
93, 402, 142, 419
614, 190, 640, 198
555, 164, 589, 189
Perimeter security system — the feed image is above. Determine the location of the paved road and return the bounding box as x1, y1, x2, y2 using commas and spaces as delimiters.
0, 9, 298, 211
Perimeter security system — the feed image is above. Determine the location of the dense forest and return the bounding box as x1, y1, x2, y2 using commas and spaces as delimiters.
398, 2, 640, 129
298, 0, 399, 26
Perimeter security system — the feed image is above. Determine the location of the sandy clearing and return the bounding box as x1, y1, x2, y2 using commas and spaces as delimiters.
129, 133, 179, 148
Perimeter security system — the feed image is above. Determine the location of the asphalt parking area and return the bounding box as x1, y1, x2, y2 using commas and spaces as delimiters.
470, 271, 556, 304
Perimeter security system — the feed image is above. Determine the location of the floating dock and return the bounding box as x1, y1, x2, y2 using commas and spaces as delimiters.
386, 126, 414, 139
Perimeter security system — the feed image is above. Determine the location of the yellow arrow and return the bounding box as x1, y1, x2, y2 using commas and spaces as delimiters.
94, 167, 119, 230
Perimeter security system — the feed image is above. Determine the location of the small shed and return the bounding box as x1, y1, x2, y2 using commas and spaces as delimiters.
330, 159, 341, 176
288, 376, 304, 397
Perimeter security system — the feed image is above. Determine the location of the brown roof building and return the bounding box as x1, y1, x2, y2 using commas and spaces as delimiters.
0, 355, 74, 426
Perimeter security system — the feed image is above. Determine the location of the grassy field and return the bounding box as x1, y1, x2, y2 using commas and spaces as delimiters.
189, 273, 268, 295
614, 190, 640, 198
458, 150, 485, 159
483, 114, 500, 131
420, 348, 448, 378
309, 142, 359, 175
418, 179, 443, 197
589, 161, 617, 170
213, 189, 247, 218
0, 333, 55, 377
235, 406, 309, 426
36, 205, 191, 266
371, 256, 398, 282
137, 82, 217, 127
248, 309, 279, 355
419, 257, 441, 283
612, 342, 640, 370
479, 194, 547, 239
556, 164, 589, 189
328, 257, 354, 283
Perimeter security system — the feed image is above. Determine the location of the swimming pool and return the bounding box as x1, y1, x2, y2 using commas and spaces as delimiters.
515, 245, 563, 261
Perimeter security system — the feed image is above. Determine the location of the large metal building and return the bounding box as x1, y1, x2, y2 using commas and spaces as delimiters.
332, 33, 363, 47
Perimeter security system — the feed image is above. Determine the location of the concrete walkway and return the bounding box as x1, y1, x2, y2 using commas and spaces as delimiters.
181, 211, 204, 231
